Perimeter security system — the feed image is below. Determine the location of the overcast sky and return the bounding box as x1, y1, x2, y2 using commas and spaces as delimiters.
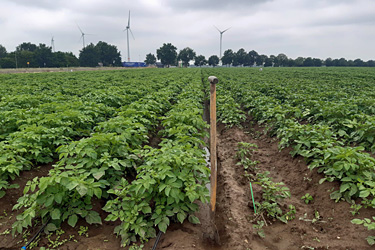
1, 0, 374, 61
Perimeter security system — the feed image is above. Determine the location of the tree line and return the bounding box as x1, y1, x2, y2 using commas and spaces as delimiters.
0, 42, 122, 68
1, 41, 374, 68
146, 43, 375, 67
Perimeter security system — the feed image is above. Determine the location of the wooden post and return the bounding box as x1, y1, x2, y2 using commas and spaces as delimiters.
208, 76, 218, 212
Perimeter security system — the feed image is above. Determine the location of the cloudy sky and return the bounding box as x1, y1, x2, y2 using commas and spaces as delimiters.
1, 0, 374, 61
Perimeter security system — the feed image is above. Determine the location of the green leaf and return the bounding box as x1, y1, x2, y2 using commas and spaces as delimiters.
86, 211, 102, 225
158, 222, 167, 233
177, 212, 186, 224
45, 223, 57, 232
93, 188, 102, 199
76, 184, 88, 197
54, 193, 63, 204
68, 214, 78, 227
51, 208, 61, 220
92, 170, 105, 180
359, 190, 370, 198
188, 215, 200, 224
0, 191, 5, 199
141, 206, 152, 214
367, 236, 375, 246
351, 219, 364, 225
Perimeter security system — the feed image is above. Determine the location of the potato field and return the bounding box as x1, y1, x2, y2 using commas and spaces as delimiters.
1, 67, 375, 250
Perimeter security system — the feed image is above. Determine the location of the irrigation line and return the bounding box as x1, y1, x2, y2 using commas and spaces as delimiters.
151, 231, 163, 250
249, 182, 256, 213
21, 218, 50, 250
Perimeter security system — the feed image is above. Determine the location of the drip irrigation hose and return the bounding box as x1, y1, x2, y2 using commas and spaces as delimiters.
21, 219, 50, 250
151, 231, 163, 250
249, 182, 257, 213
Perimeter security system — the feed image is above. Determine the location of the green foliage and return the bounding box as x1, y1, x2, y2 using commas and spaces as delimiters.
351, 217, 375, 245
301, 193, 314, 204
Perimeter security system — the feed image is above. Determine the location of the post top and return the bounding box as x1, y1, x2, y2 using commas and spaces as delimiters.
208, 76, 219, 84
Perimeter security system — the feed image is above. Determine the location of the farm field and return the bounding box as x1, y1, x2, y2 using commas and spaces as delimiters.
0, 67, 375, 250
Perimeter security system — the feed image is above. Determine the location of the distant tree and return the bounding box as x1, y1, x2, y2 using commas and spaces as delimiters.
269, 55, 277, 67
234, 48, 247, 66
53, 51, 79, 67
157, 43, 177, 67
312, 58, 322, 67
178, 47, 196, 67
325, 58, 333, 67
95, 41, 121, 66
16, 42, 37, 52
338, 58, 348, 67
246, 50, 259, 66
353, 58, 364, 67
145, 53, 156, 65
208, 55, 219, 67
17, 50, 37, 67
277, 53, 288, 67
303, 57, 314, 67
194, 55, 207, 67
294, 57, 304, 67
0, 45, 7, 58
367, 60, 375, 67
0, 56, 15, 68
221, 49, 234, 66
79, 43, 100, 67
257, 54, 268, 66
65, 52, 79, 67
34, 43, 54, 67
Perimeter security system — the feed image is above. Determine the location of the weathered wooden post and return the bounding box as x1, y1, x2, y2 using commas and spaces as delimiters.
208, 76, 218, 212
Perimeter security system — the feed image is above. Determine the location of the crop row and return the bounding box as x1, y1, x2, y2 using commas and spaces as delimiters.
7, 69, 210, 246
203, 67, 375, 208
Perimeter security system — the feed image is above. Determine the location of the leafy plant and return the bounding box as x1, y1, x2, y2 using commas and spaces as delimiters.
351, 217, 375, 245
301, 193, 314, 204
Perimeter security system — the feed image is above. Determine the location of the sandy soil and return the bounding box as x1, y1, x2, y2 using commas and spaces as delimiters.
0, 118, 373, 250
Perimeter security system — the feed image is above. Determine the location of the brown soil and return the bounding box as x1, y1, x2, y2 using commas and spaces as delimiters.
0, 119, 373, 250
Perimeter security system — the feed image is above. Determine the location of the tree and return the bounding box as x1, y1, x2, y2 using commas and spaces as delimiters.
353, 58, 364, 67
0, 44, 7, 58
277, 53, 288, 67
325, 58, 333, 67
312, 58, 322, 67
95, 41, 121, 66
234, 48, 247, 66
256, 54, 268, 66
303, 57, 314, 67
221, 49, 234, 66
79, 43, 100, 67
194, 55, 207, 67
145, 53, 156, 65
35, 43, 54, 67
245, 50, 259, 66
178, 47, 196, 67
157, 43, 177, 67
294, 57, 304, 67
208, 55, 219, 67
16, 42, 37, 52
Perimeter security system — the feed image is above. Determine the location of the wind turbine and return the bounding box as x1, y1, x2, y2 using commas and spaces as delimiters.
124, 10, 135, 62
76, 24, 93, 48
214, 26, 231, 60
51, 36, 55, 52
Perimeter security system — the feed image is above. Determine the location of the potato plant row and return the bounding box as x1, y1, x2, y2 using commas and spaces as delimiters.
3, 69, 210, 246
203, 67, 375, 209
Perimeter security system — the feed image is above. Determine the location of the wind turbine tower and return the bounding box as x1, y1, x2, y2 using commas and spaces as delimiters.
51, 36, 55, 52
215, 26, 231, 60
124, 10, 135, 62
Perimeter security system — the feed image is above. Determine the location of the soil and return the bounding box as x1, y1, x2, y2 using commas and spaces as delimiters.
0, 118, 373, 250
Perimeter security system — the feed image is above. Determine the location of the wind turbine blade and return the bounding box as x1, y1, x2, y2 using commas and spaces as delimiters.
129, 28, 135, 40
213, 25, 221, 32
76, 23, 84, 34
222, 27, 231, 33
128, 10, 131, 27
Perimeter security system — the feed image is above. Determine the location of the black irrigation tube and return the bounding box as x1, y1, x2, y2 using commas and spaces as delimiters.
21, 219, 50, 250
151, 231, 163, 250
